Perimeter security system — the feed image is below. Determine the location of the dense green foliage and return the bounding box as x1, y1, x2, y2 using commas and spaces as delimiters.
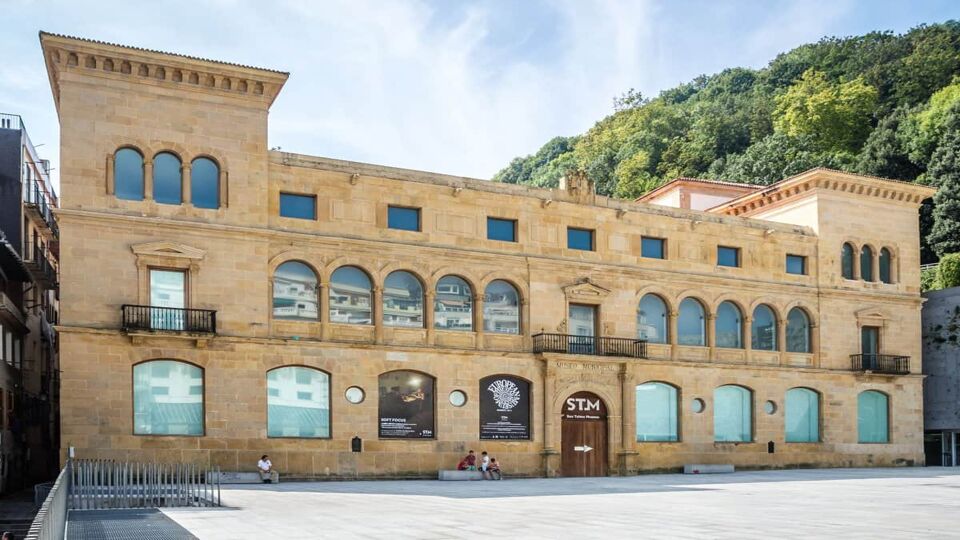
494, 22, 960, 262
938, 253, 960, 289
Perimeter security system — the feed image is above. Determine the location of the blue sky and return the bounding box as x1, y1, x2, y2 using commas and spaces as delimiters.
1, 0, 957, 189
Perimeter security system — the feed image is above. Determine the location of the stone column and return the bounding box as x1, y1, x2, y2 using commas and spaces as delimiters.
474, 293, 485, 350
541, 359, 559, 477
619, 363, 636, 475
144, 159, 154, 201
810, 323, 820, 368
319, 283, 329, 341
182, 162, 192, 206
777, 317, 788, 365
871, 252, 880, 283
852, 247, 861, 280
105, 154, 114, 195
743, 315, 752, 363
373, 286, 384, 344
425, 290, 436, 346
668, 310, 679, 361
219, 169, 228, 208
520, 297, 531, 350
706, 313, 716, 361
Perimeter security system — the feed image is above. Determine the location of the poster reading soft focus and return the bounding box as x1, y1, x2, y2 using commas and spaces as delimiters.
479, 375, 531, 440
378, 371, 435, 438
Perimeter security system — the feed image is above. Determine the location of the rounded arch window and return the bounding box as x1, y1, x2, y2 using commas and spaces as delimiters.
751, 304, 777, 351
714, 385, 752, 442
785, 387, 819, 442
858, 390, 889, 443
383, 271, 424, 328
153, 152, 182, 205
191, 157, 220, 209
786, 307, 812, 353
677, 298, 706, 346
841, 243, 855, 280
273, 261, 318, 321
378, 370, 435, 439
879, 248, 893, 284
133, 360, 203, 436
860, 245, 875, 282
483, 280, 519, 335
715, 301, 743, 349
635, 382, 678, 441
435, 275, 473, 331
114, 148, 144, 201
638, 294, 668, 344
329, 266, 372, 325
267, 367, 330, 438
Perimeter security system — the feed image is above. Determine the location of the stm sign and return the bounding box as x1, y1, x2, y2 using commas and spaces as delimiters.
561, 391, 607, 421
566, 397, 601, 412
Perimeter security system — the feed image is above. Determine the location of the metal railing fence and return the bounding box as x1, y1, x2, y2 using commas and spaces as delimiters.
25, 460, 70, 540
70, 459, 221, 510
121, 304, 217, 334
532, 332, 648, 358
850, 354, 910, 375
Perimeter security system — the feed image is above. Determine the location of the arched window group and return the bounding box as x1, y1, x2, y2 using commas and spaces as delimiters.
715, 301, 742, 349
112, 147, 220, 209
841, 242, 895, 284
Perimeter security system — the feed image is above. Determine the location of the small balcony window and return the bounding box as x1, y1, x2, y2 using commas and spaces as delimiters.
279, 193, 316, 220
388, 206, 421, 231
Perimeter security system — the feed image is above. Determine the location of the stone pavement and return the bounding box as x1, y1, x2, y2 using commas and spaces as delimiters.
161, 468, 960, 539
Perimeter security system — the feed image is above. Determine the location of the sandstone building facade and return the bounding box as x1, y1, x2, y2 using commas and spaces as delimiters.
42, 32, 936, 478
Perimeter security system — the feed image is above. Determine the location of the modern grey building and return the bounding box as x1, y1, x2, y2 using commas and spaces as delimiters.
922, 286, 960, 466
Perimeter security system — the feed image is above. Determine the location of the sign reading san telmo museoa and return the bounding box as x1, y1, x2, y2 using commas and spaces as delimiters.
479, 375, 531, 440
378, 371, 435, 438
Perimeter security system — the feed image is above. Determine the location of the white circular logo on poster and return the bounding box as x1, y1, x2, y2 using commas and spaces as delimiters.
487, 379, 521, 410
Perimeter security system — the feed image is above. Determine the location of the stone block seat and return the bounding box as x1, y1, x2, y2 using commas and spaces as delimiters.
211, 471, 280, 484
683, 464, 735, 474
438, 470, 485, 481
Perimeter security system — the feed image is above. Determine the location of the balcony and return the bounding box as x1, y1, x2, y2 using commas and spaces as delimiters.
533, 332, 647, 359
850, 354, 910, 375
23, 179, 59, 238
121, 305, 217, 335
23, 240, 57, 289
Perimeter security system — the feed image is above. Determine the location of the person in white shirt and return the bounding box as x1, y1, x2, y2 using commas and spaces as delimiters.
480, 451, 491, 479
258, 454, 274, 483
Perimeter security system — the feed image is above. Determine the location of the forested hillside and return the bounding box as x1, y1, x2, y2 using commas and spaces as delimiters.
493, 22, 960, 263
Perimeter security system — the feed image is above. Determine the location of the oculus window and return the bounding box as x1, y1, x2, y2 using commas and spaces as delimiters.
267, 367, 330, 438
785, 388, 819, 443
434, 275, 473, 331
785, 254, 806, 275
388, 206, 421, 231
487, 217, 517, 242
858, 390, 889, 443
133, 360, 203, 435
717, 246, 740, 267
273, 261, 319, 321
153, 152, 183, 205
329, 266, 372, 325
641, 237, 665, 259
279, 193, 316, 220
190, 157, 219, 209
714, 385, 752, 442
114, 148, 144, 201
567, 227, 594, 251
635, 382, 678, 442
483, 280, 519, 334
637, 294, 667, 344
383, 271, 424, 328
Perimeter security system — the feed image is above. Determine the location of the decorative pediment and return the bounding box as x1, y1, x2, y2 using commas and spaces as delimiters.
855, 307, 891, 326
131, 241, 206, 261
562, 278, 611, 300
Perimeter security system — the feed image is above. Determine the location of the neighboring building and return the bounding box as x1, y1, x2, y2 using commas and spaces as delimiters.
636, 178, 762, 211
922, 286, 960, 467
0, 112, 60, 493
42, 32, 936, 478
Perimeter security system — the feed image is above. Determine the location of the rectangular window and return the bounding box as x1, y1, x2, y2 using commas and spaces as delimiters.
567, 227, 594, 251
387, 206, 421, 231
487, 217, 517, 242
641, 237, 666, 259
786, 254, 806, 275
717, 246, 740, 268
279, 193, 316, 220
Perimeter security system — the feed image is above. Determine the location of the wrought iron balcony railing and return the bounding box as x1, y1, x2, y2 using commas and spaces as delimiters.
121, 305, 217, 334
23, 179, 58, 238
23, 240, 57, 288
850, 354, 910, 375
533, 332, 647, 359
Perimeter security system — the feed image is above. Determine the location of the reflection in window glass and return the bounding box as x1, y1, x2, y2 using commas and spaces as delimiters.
677, 298, 705, 346
191, 157, 219, 209
483, 280, 519, 334
636, 382, 678, 442
383, 271, 423, 327
567, 227, 594, 251
858, 390, 888, 443
879, 248, 892, 283
153, 152, 182, 205
714, 385, 751, 442
786, 308, 811, 353
715, 301, 742, 349
279, 193, 316, 220
841, 243, 855, 279
860, 246, 874, 282
267, 367, 330, 438
329, 266, 372, 324
133, 360, 203, 435
637, 294, 667, 343
751, 304, 777, 351
435, 276, 473, 331
785, 388, 819, 442
388, 206, 420, 231
149, 269, 186, 330
273, 261, 318, 320
115, 148, 144, 200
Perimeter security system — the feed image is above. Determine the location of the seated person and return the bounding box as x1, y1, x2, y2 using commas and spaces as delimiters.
257, 454, 275, 483
460, 450, 477, 471
489, 458, 502, 480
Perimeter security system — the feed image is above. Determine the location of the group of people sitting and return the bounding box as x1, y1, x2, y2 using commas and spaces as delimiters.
456, 450, 502, 480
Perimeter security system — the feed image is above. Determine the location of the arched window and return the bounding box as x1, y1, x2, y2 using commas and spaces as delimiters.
435, 275, 472, 331
267, 367, 330, 438
637, 294, 668, 344
273, 261, 318, 321
378, 370, 435, 438
714, 385, 752, 442
785, 388, 819, 442
858, 390, 889, 443
715, 301, 743, 349
751, 304, 777, 351
133, 360, 203, 435
153, 152, 182, 205
677, 298, 706, 346
191, 157, 219, 209
383, 271, 424, 328
860, 245, 874, 282
841, 243, 855, 279
329, 266, 372, 325
114, 148, 144, 201
483, 280, 519, 334
786, 307, 811, 353
635, 382, 678, 442
879, 248, 892, 284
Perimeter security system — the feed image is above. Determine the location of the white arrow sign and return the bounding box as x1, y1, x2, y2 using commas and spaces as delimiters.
574, 445, 593, 453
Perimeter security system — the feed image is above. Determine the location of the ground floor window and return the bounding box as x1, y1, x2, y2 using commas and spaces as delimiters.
714, 385, 752, 442
133, 360, 203, 435
785, 388, 819, 442
858, 390, 889, 443
267, 367, 330, 438
635, 382, 678, 442
378, 371, 435, 439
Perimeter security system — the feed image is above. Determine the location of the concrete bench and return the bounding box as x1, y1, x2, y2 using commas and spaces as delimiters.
438, 470, 485, 481
210, 471, 280, 484
683, 464, 735, 474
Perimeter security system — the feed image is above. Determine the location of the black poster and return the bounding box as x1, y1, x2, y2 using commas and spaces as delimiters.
479, 375, 531, 440
378, 371, 435, 438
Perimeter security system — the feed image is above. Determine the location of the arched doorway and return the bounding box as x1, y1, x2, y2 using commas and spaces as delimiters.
561, 391, 608, 477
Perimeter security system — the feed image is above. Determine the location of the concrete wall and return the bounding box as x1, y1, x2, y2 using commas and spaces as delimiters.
923, 287, 960, 431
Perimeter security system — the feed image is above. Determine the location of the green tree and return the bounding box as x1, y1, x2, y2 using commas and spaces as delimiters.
855, 107, 922, 180
904, 79, 960, 164
712, 133, 853, 185
928, 129, 960, 257
773, 69, 879, 153
493, 136, 577, 185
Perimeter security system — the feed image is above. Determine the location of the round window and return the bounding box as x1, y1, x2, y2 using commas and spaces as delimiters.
345, 386, 365, 404
764, 400, 777, 415
691, 398, 705, 413
449, 390, 467, 407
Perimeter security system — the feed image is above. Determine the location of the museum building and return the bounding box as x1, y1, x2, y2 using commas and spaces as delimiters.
42, 32, 936, 478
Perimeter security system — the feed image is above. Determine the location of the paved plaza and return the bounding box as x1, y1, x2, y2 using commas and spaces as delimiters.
158, 467, 960, 539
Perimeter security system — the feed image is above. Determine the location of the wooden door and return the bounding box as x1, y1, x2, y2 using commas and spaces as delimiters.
561, 391, 608, 477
